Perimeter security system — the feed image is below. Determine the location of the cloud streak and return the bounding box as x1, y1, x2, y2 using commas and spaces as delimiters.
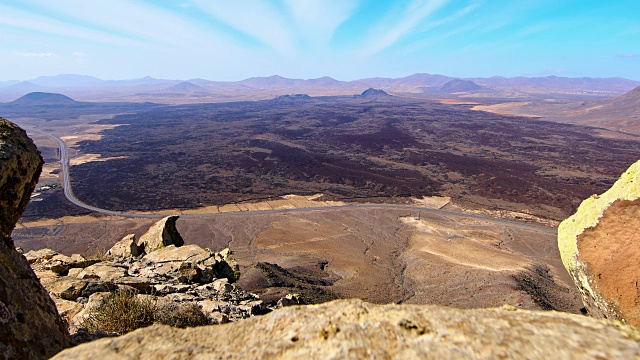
360, 0, 451, 57
14, 51, 55, 57
617, 54, 638, 59
191, 0, 295, 55
283, 0, 359, 47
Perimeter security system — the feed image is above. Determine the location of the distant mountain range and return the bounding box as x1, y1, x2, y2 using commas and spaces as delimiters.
0, 73, 638, 103
0, 73, 637, 92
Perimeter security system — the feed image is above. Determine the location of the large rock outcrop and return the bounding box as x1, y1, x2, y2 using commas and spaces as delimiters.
558, 160, 640, 326
137, 216, 184, 253
0, 118, 71, 359
30, 242, 256, 334
52, 299, 640, 359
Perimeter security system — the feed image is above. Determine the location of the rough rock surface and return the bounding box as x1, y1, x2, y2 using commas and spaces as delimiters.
52, 299, 640, 359
106, 234, 139, 258
0, 118, 71, 359
30, 237, 265, 334
558, 160, 640, 326
137, 216, 184, 253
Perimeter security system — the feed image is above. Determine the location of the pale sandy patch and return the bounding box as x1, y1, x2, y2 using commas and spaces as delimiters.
61, 125, 123, 147
412, 196, 451, 209
306, 194, 324, 200
471, 102, 540, 118
401, 217, 530, 272
243, 203, 274, 211
69, 154, 128, 166
40, 164, 61, 178
435, 99, 480, 105
17, 215, 126, 228
61, 134, 104, 148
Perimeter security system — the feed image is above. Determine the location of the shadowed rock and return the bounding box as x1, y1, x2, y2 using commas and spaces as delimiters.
0, 117, 72, 359
137, 216, 184, 253
52, 299, 640, 359
559, 159, 640, 326
106, 234, 140, 259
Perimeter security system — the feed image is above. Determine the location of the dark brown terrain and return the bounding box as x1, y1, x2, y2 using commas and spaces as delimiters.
34, 94, 639, 221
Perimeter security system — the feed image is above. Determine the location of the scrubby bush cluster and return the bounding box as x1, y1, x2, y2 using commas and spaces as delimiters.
81, 289, 209, 334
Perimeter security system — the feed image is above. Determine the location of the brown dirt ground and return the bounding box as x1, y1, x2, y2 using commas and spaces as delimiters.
13, 207, 582, 312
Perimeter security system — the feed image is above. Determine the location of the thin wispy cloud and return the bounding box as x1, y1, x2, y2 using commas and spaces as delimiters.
617, 54, 638, 59
360, 0, 451, 57
0, 4, 143, 47
513, 22, 556, 38
191, 0, 295, 55
22, 0, 240, 50
283, 0, 360, 48
14, 51, 55, 57
417, 3, 478, 33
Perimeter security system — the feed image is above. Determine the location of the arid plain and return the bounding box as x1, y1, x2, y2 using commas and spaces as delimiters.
7, 74, 640, 313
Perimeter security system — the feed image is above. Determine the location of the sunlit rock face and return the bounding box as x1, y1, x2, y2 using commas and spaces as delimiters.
559, 160, 640, 326
0, 117, 72, 359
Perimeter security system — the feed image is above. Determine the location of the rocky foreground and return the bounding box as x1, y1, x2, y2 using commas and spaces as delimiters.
53, 299, 640, 359
24, 221, 274, 334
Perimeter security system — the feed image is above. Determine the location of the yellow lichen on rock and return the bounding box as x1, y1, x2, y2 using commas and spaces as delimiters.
558, 160, 640, 320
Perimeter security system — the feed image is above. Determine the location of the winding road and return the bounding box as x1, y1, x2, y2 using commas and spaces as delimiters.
33, 129, 555, 232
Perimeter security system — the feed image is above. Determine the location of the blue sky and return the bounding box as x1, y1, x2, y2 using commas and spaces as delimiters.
1, 0, 638, 81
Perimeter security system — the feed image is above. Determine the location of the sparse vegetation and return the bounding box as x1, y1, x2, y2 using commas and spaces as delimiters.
154, 301, 209, 328
81, 289, 209, 334
86, 248, 109, 262
81, 289, 155, 334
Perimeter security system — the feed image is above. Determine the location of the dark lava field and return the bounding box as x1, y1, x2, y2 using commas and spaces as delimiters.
63, 95, 640, 219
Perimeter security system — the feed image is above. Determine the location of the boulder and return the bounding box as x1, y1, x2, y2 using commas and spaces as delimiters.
38, 253, 99, 275
277, 293, 303, 308
113, 277, 157, 293
0, 118, 72, 359
68, 292, 111, 333
143, 244, 211, 264
44, 278, 113, 301
137, 216, 184, 253
51, 296, 84, 326
202, 248, 240, 282
76, 263, 128, 282
558, 160, 640, 326
52, 299, 640, 359
24, 248, 59, 263
106, 234, 140, 259
211, 278, 234, 294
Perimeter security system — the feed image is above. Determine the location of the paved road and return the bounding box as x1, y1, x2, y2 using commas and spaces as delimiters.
32, 129, 555, 232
